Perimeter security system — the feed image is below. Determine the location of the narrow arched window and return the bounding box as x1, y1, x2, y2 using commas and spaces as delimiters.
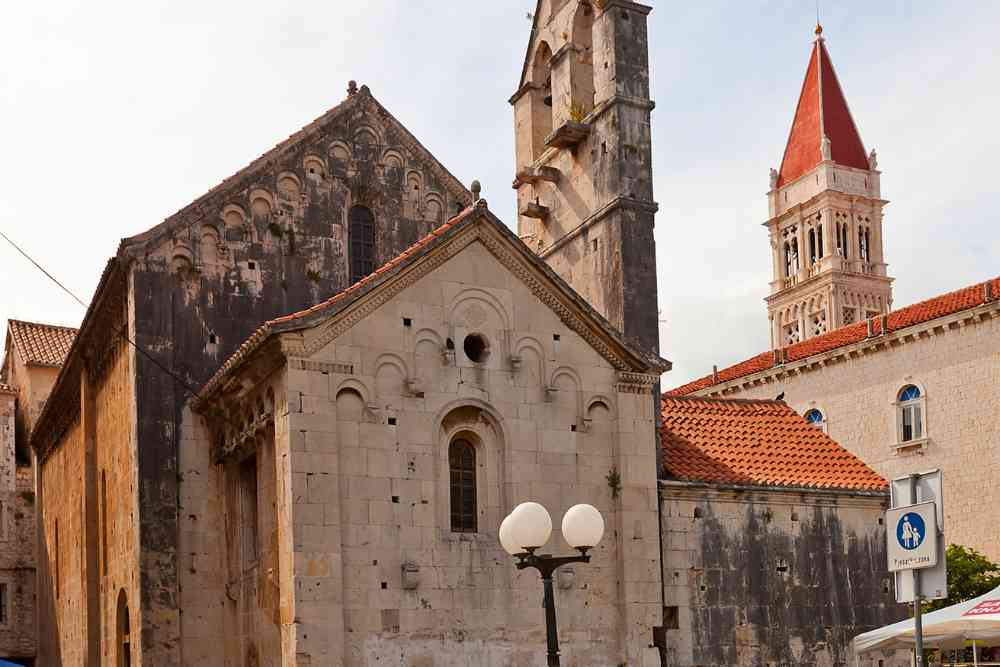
116, 589, 131, 667
808, 228, 817, 265
816, 224, 824, 259
898, 385, 923, 443
449, 439, 477, 533
349, 205, 375, 283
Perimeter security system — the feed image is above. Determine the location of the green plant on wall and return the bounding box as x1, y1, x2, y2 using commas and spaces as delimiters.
606, 467, 622, 499
569, 102, 587, 123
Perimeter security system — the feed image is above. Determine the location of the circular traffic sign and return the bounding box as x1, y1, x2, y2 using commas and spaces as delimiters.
896, 512, 926, 551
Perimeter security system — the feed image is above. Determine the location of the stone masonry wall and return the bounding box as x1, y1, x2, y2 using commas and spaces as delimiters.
37, 417, 85, 666
192, 234, 665, 666
701, 312, 1000, 561
131, 90, 470, 662
660, 483, 907, 667
94, 337, 141, 665
0, 390, 36, 659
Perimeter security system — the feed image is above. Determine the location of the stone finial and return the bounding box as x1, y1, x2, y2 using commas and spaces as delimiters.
471, 180, 482, 202
347, 80, 358, 96
868, 148, 878, 170
820, 135, 832, 161
769, 168, 779, 190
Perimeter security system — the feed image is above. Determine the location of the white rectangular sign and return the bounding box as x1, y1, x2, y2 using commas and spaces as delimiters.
886, 501, 938, 572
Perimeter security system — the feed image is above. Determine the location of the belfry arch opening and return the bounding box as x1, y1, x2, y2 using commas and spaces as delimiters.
570, 2, 596, 118
531, 41, 554, 159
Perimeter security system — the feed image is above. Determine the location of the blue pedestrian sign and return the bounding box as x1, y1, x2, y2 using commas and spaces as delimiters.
886, 501, 938, 572
896, 512, 926, 550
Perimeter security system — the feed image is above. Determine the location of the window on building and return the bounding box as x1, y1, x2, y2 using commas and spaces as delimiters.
239, 455, 259, 567
808, 228, 817, 265
116, 589, 131, 667
0, 583, 7, 625
349, 205, 376, 284
816, 223, 824, 259
898, 385, 924, 443
102, 471, 109, 576
804, 409, 825, 430
449, 438, 478, 533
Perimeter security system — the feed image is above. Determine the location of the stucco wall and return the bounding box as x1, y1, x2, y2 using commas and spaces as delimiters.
660, 483, 907, 667
698, 311, 1000, 561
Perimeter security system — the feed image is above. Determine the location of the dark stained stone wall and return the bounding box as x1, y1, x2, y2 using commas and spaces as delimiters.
126, 90, 470, 658
661, 486, 908, 667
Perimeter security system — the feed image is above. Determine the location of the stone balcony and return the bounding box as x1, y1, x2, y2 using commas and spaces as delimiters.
544, 121, 590, 150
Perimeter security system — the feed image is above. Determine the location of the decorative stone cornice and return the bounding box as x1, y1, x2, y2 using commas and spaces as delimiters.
703, 299, 1000, 398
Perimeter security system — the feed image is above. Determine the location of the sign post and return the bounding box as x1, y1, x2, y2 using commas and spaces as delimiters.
888, 471, 947, 667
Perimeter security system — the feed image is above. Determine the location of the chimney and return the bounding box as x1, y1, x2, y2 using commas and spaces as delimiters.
712, 365, 719, 383
985, 281, 995, 303
773, 348, 784, 365
866, 318, 875, 338
879, 313, 889, 335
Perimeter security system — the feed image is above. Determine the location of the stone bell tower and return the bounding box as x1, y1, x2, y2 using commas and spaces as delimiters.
510, 0, 659, 354
765, 25, 893, 349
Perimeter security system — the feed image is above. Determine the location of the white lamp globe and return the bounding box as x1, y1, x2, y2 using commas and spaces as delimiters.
499, 513, 520, 555
562, 504, 604, 550
508, 502, 552, 551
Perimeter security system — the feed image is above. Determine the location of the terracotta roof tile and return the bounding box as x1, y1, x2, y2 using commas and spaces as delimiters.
668, 276, 1000, 396
777, 35, 869, 187
7, 320, 78, 367
660, 397, 886, 491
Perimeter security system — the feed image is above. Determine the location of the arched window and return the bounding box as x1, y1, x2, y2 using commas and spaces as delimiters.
531, 41, 554, 159
449, 439, 477, 533
808, 228, 817, 265
349, 206, 375, 283
116, 589, 131, 667
897, 385, 924, 443
816, 223, 824, 260
804, 408, 824, 428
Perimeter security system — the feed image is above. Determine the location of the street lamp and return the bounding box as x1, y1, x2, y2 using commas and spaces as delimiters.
500, 502, 605, 667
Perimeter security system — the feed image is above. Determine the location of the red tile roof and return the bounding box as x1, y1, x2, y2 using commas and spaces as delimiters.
661, 397, 886, 491
668, 276, 1000, 396
7, 320, 78, 368
777, 32, 869, 187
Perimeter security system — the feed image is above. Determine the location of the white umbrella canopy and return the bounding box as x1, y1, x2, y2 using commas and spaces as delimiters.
854, 585, 1000, 654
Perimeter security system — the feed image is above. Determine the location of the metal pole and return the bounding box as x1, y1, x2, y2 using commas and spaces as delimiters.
541, 574, 561, 666
973, 639, 978, 667
910, 477, 924, 667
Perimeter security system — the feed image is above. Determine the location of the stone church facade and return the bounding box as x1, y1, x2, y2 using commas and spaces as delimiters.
22, 1, 672, 665
2, 2, 914, 666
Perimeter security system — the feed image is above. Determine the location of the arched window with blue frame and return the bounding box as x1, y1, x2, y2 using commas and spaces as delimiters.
804, 409, 824, 427
898, 385, 924, 443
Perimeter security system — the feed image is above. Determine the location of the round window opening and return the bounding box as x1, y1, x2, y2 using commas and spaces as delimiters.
463, 333, 490, 364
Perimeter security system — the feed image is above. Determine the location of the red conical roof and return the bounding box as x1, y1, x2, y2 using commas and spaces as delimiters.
776, 32, 869, 187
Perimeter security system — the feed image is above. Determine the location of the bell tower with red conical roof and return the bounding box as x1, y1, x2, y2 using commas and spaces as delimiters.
764, 25, 893, 349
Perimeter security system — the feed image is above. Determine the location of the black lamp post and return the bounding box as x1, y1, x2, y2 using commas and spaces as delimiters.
500, 502, 606, 667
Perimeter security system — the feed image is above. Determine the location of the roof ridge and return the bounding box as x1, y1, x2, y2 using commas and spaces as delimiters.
668, 274, 1000, 396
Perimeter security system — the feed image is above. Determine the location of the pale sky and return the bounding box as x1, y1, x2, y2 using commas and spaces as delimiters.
1, 1, 997, 387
